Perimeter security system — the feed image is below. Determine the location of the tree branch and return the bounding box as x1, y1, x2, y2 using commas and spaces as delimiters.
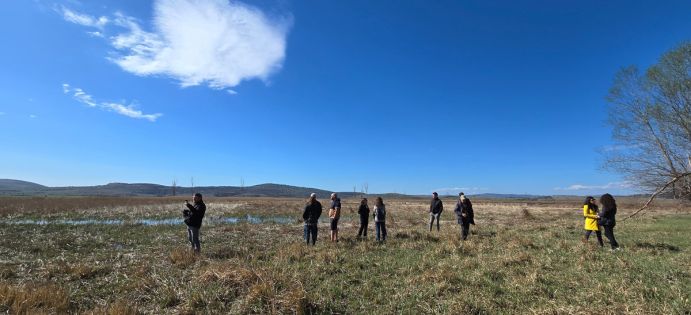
622, 172, 691, 221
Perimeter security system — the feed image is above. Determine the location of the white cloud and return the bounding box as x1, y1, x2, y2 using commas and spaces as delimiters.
554, 181, 634, 191
87, 31, 104, 38
62, 84, 162, 122
61, 0, 291, 93
29, 114, 37, 119
227, 89, 238, 95
102, 102, 162, 122
61, 7, 109, 29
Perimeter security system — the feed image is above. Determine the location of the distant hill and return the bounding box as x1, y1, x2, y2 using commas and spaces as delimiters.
0, 179, 362, 198
0, 179, 47, 194
0, 179, 579, 199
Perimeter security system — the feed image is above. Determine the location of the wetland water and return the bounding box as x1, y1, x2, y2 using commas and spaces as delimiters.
0, 214, 314, 226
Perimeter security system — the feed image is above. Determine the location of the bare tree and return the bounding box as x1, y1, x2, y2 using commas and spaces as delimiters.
604, 42, 691, 202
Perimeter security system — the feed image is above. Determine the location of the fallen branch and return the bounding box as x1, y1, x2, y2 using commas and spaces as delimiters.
622, 172, 691, 221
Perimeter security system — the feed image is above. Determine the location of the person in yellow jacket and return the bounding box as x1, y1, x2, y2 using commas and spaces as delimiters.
583, 196, 604, 247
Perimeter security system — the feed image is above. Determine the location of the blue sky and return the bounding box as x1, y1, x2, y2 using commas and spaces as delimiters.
1, 0, 690, 195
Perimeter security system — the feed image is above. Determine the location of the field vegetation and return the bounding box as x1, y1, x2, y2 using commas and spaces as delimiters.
0, 196, 689, 314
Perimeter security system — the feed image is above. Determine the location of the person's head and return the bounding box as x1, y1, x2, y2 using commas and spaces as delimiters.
583, 196, 596, 206
193, 193, 202, 203
432, 192, 438, 199
309, 193, 317, 203
331, 193, 337, 200
361, 198, 368, 206
459, 192, 465, 201
599, 193, 616, 209
376, 196, 384, 206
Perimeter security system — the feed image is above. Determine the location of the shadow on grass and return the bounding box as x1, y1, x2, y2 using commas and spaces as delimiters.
634, 242, 681, 252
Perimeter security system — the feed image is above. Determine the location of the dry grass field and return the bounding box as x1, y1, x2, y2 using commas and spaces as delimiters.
0, 196, 689, 314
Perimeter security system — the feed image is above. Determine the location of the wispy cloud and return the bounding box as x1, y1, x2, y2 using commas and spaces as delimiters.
60, 6, 109, 29
29, 114, 37, 119
102, 102, 162, 122
433, 187, 488, 195
554, 181, 634, 191
62, 83, 162, 122
602, 144, 642, 152
60, 0, 291, 94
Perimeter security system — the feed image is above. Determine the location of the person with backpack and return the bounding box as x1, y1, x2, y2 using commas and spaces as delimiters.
582, 196, 604, 247
598, 193, 620, 251
357, 198, 370, 239
183, 193, 206, 253
303, 193, 323, 246
329, 193, 341, 242
453, 192, 475, 240
429, 192, 443, 232
373, 197, 387, 242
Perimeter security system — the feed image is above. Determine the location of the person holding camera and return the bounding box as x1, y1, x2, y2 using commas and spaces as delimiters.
183, 193, 206, 253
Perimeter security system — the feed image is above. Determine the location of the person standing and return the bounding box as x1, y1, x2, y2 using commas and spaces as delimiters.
582, 196, 604, 247
357, 198, 370, 239
453, 192, 475, 240
303, 193, 323, 246
329, 193, 342, 242
184, 193, 206, 253
598, 193, 620, 251
373, 197, 387, 242
429, 192, 443, 232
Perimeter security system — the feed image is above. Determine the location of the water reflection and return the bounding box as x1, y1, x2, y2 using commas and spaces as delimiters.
3, 215, 301, 226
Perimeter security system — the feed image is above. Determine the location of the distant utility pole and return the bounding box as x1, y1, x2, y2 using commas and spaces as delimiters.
191, 177, 194, 190
240, 177, 245, 191
172, 178, 177, 196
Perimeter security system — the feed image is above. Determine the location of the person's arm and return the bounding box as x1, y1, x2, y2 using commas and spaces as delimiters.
303, 205, 309, 221
439, 201, 443, 214
583, 205, 599, 219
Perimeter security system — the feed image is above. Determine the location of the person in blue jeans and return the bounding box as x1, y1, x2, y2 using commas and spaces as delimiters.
302, 193, 322, 245
373, 197, 387, 242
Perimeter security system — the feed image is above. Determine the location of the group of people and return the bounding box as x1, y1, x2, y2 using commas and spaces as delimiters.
582, 193, 620, 250
302, 193, 389, 244
301, 191, 476, 245
179, 191, 620, 253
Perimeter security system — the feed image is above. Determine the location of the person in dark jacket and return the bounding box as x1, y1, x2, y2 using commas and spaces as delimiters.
453, 192, 475, 240
429, 192, 444, 232
598, 193, 620, 250
183, 193, 206, 253
357, 198, 370, 239
302, 193, 323, 245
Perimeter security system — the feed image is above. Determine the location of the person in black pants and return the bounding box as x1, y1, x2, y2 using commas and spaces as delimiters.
183, 193, 206, 253
429, 192, 443, 231
357, 198, 370, 239
598, 193, 620, 250
302, 193, 323, 246
454, 192, 475, 240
